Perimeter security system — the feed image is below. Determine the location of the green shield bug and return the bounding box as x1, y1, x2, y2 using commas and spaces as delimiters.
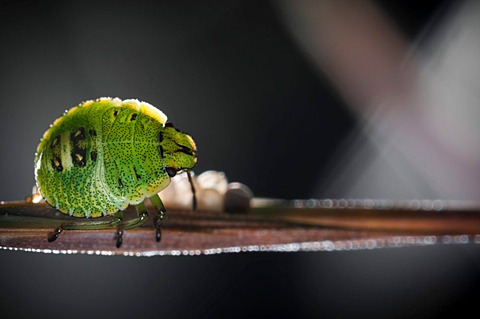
34, 97, 197, 247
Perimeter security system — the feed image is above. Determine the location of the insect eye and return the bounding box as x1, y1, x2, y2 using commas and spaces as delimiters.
166, 167, 177, 177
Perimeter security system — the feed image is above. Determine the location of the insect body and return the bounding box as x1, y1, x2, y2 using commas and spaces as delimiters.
34, 97, 197, 247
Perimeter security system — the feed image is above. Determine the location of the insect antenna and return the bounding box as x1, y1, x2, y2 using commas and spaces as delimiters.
186, 170, 197, 211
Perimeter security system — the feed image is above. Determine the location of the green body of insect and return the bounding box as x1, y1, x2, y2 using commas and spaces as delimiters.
34, 97, 197, 247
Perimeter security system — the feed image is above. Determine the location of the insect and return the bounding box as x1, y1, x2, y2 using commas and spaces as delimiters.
34, 97, 197, 247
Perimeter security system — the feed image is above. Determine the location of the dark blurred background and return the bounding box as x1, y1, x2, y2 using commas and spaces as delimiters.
1, 1, 479, 318
0, 0, 351, 201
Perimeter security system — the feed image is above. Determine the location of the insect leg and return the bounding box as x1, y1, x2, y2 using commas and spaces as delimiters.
47, 216, 122, 243
113, 211, 124, 248
114, 205, 149, 248
149, 194, 166, 242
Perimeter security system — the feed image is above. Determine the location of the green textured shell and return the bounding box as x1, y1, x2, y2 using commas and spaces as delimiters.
34, 97, 186, 218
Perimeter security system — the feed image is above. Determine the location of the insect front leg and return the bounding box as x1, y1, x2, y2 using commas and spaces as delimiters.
113, 204, 150, 248
112, 211, 124, 248
116, 202, 150, 247
148, 194, 166, 242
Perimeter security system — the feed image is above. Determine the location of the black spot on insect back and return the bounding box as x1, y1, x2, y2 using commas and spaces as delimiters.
51, 158, 63, 172
50, 136, 63, 171
73, 127, 85, 139
74, 153, 85, 167
71, 127, 87, 167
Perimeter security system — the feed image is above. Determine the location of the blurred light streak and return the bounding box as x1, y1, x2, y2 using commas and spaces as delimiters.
276, 0, 480, 200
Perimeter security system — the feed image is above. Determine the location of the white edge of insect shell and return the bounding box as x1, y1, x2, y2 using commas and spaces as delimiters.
34, 151, 43, 199
90, 97, 167, 124
121, 98, 168, 125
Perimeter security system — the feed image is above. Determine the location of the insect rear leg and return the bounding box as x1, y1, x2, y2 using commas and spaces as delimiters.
48, 214, 122, 243
48, 207, 149, 248
149, 194, 166, 242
